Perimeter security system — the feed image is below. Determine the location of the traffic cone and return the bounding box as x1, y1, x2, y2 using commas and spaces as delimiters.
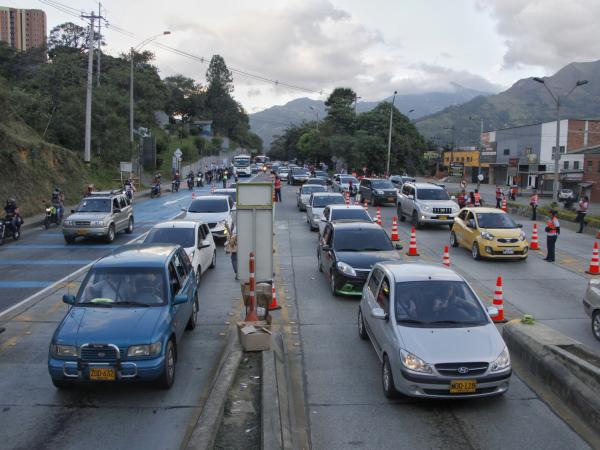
376, 207, 382, 226
501, 197, 507, 212
586, 242, 600, 275
245, 252, 259, 321
442, 245, 450, 266
530, 223, 539, 250
406, 226, 420, 256
345, 192, 350, 206
364, 200, 368, 212
492, 276, 506, 322
191, 191, 196, 200
391, 216, 399, 241
211, 184, 216, 193
268, 283, 281, 311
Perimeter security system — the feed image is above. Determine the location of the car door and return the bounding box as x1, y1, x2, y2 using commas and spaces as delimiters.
363, 268, 385, 355
168, 260, 185, 339
319, 207, 331, 235
118, 196, 129, 231
174, 250, 194, 336
196, 224, 207, 274
306, 194, 314, 222
462, 211, 479, 248
320, 224, 335, 276
376, 276, 396, 357
454, 210, 468, 244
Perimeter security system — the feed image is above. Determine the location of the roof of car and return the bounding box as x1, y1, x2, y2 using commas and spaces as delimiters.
330, 221, 382, 231
151, 220, 199, 229
329, 204, 367, 210
312, 192, 343, 197
213, 189, 236, 193
97, 244, 178, 268
192, 195, 229, 201
301, 184, 327, 190
463, 207, 505, 214
377, 262, 464, 282
408, 182, 444, 189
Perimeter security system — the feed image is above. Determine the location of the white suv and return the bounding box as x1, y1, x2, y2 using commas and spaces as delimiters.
397, 182, 459, 229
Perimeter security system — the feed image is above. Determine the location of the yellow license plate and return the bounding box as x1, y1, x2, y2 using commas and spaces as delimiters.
450, 379, 476, 393
76, 229, 88, 236
89, 367, 116, 381
438, 215, 448, 220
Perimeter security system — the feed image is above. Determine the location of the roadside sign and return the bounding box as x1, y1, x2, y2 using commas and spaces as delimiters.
478, 174, 484, 182
174, 148, 183, 159
450, 162, 464, 178
120, 162, 132, 173
460, 180, 467, 189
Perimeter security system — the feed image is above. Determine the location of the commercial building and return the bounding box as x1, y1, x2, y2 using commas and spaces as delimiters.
442, 149, 489, 182
482, 119, 600, 192
0, 7, 46, 51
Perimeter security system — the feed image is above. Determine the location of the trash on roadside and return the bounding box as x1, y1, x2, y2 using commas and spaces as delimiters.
237, 321, 272, 351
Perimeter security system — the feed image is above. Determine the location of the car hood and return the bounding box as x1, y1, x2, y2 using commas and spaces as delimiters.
56, 306, 168, 346
185, 211, 229, 222
481, 228, 523, 239
66, 212, 110, 221
417, 199, 458, 209
336, 250, 402, 270
399, 323, 505, 364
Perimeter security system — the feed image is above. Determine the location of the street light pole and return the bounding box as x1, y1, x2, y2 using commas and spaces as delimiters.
386, 91, 397, 176
533, 77, 588, 202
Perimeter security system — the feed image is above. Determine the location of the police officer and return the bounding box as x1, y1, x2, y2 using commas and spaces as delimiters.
544, 210, 560, 262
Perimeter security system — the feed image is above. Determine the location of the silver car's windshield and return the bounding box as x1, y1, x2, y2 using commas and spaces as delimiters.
78, 268, 167, 306
302, 185, 327, 194
395, 280, 488, 327
312, 195, 345, 207
416, 189, 449, 200
145, 227, 195, 248
77, 198, 111, 213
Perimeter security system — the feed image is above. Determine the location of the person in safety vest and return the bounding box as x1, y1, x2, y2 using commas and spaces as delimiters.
473, 189, 481, 207
495, 186, 502, 209
544, 210, 560, 262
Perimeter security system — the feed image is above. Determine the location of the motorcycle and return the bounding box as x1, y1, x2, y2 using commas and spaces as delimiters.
150, 183, 161, 198
196, 174, 204, 187
44, 203, 62, 229
123, 187, 134, 200
171, 179, 180, 193
0, 215, 22, 245
187, 177, 194, 190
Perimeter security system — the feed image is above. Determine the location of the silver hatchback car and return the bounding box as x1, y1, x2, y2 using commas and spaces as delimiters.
358, 262, 511, 399
582, 278, 600, 341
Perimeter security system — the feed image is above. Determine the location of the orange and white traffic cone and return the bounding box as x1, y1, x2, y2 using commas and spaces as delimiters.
501, 197, 507, 212
269, 283, 281, 311
211, 184, 216, 193
586, 242, 600, 275
391, 216, 399, 241
376, 207, 382, 226
345, 192, 350, 206
364, 200, 368, 213
245, 252, 259, 321
192, 191, 196, 200
492, 276, 506, 322
442, 245, 450, 266
406, 226, 420, 256
530, 223, 539, 250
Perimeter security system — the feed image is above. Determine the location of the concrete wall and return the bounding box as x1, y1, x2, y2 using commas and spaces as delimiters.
540, 120, 568, 163
495, 123, 543, 165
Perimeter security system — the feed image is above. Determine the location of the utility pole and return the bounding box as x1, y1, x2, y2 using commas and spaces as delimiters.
386, 91, 397, 176
478, 118, 483, 189
96, 2, 102, 87
81, 11, 96, 163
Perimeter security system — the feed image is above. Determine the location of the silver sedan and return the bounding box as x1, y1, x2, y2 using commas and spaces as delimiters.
358, 262, 511, 399
583, 279, 600, 341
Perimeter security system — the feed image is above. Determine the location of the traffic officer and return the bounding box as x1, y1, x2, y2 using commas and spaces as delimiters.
495, 186, 502, 209
473, 189, 481, 207
530, 190, 539, 221
576, 195, 589, 233
544, 210, 560, 262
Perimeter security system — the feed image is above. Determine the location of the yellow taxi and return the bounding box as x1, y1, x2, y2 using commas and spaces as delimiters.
450, 207, 528, 260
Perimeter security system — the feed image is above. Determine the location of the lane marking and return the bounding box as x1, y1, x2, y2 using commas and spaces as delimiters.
0, 281, 54, 288
0, 259, 92, 266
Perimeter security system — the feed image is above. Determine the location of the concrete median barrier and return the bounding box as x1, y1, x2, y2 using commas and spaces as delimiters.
503, 320, 600, 434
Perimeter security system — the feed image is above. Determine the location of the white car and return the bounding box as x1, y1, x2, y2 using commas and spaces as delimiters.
213, 188, 236, 207
306, 192, 345, 231
143, 221, 216, 282
297, 184, 327, 211
318, 204, 373, 236
183, 195, 235, 241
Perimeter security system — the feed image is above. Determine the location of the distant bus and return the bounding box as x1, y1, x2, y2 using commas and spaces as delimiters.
233, 154, 252, 177
255, 155, 270, 166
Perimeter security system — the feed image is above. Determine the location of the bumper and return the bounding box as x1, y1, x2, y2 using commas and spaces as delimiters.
333, 272, 368, 296
48, 355, 165, 383
415, 213, 458, 225
63, 226, 108, 238
479, 242, 529, 259
583, 297, 595, 318
211, 226, 227, 239
374, 194, 397, 204
396, 369, 512, 398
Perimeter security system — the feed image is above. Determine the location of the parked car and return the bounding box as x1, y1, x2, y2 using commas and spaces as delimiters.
318, 204, 373, 236
48, 244, 198, 389
397, 182, 459, 229
144, 221, 216, 283
558, 188, 575, 202
213, 188, 237, 206
182, 195, 235, 241
332, 174, 359, 195
358, 262, 511, 398
289, 167, 311, 185
359, 178, 398, 206
306, 192, 345, 231
297, 184, 328, 211
62, 190, 134, 244
583, 278, 600, 341
318, 221, 402, 296
450, 207, 528, 260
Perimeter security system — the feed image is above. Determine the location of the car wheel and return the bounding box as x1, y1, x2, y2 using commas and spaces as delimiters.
592, 311, 600, 342
125, 217, 134, 234
472, 242, 481, 260
382, 355, 399, 399
398, 206, 405, 221
105, 224, 115, 243
318, 251, 323, 272
186, 297, 198, 330
330, 273, 339, 296
450, 231, 459, 248
64, 236, 75, 245
210, 251, 216, 268
156, 340, 176, 389
412, 211, 421, 229
51, 378, 74, 389
358, 308, 368, 340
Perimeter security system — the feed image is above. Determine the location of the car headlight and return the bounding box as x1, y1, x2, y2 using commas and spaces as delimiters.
481, 231, 495, 241
63, 220, 74, 226
336, 261, 356, 277
421, 204, 432, 212
313, 213, 320, 219
218, 220, 227, 226
90, 220, 104, 227
519, 231, 526, 241
376, 189, 384, 195
51, 344, 78, 358
400, 349, 433, 374
490, 347, 510, 372
127, 342, 162, 358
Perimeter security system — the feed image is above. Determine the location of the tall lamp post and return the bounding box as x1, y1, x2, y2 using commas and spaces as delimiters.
532, 77, 588, 202
386, 91, 397, 176
469, 116, 484, 188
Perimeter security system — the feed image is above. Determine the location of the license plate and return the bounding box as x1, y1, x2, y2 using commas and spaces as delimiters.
388, 197, 395, 202
438, 215, 448, 220
502, 249, 515, 255
89, 367, 116, 381
450, 379, 476, 393
76, 229, 88, 236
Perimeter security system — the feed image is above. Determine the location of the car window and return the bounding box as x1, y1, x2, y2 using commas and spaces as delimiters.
333, 228, 393, 251
402, 185, 409, 195
377, 277, 391, 313
168, 262, 181, 297
112, 198, 120, 211
323, 207, 330, 220
331, 208, 370, 221
198, 225, 205, 241
145, 227, 195, 248
476, 213, 517, 229
188, 198, 228, 213
371, 180, 395, 189
179, 249, 193, 274
119, 196, 127, 209
173, 253, 187, 279
312, 195, 345, 207
416, 188, 450, 200
458, 210, 468, 221
76, 198, 111, 213
125, 196, 131, 206
466, 211, 475, 226
368, 268, 383, 297
202, 224, 210, 236
325, 225, 334, 245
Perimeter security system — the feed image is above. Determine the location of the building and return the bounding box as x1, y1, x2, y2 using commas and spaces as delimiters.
571, 145, 600, 202
0, 7, 46, 51
442, 148, 489, 182
482, 119, 600, 191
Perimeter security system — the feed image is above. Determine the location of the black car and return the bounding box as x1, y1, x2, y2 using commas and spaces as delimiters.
288, 167, 310, 185
314, 170, 329, 181
305, 178, 327, 187
359, 178, 398, 206
318, 221, 402, 296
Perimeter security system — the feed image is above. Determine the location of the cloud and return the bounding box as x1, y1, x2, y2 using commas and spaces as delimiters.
247, 88, 261, 98
478, 0, 600, 69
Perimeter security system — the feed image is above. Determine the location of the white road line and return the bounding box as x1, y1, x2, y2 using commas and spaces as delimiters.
0, 209, 182, 319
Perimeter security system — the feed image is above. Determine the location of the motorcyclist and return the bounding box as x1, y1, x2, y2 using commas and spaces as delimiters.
172, 171, 181, 191
124, 178, 136, 199
152, 173, 162, 195
83, 184, 95, 198
4, 198, 23, 231
186, 172, 194, 190
51, 187, 65, 220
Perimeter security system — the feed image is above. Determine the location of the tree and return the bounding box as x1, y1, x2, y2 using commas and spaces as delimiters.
324, 87, 357, 134
206, 55, 234, 94
48, 22, 87, 56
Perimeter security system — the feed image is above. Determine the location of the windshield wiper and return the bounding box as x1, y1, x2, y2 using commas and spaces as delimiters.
113, 301, 151, 307
397, 319, 426, 324
429, 320, 482, 325
358, 248, 387, 252
77, 301, 113, 307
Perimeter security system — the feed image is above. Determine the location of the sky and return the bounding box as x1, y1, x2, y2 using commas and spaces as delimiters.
6, 0, 600, 112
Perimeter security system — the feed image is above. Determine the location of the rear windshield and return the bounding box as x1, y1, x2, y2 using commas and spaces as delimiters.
476, 213, 517, 229
292, 168, 309, 175
145, 227, 195, 248
333, 228, 392, 251
371, 180, 395, 189
314, 171, 328, 178
306, 178, 326, 185
302, 185, 327, 194
416, 188, 449, 200
395, 280, 488, 327
331, 209, 370, 221
312, 195, 345, 207
188, 198, 228, 213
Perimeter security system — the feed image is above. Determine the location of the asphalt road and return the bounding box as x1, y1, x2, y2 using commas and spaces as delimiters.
274, 180, 594, 449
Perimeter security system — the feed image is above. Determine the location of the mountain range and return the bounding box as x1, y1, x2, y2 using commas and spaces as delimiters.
249, 85, 493, 147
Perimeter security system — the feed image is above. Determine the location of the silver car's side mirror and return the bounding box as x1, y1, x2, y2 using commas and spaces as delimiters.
487, 306, 499, 318
371, 307, 388, 320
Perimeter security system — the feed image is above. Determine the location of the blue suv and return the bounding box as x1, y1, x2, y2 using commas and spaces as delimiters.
48, 244, 198, 389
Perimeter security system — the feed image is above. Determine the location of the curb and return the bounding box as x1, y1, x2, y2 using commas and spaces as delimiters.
262, 349, 283, 450
184, 327, 243, 450
503, 320, 600, 440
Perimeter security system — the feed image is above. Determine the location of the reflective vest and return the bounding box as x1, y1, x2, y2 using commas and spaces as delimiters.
546, 218, 559, 236
274, 179, 281, 189
474, 192, 481, 206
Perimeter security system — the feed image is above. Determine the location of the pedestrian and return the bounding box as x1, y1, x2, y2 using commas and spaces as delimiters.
474, 189, 482, 207
274, 175, 282, 202
544, 210, 560, 262
530, 190, 539, 221
576, 195, 589, 233
467, 191, 475, 207
457, 190, 466, 209
495, 186, 502, 209
222, 170, 228, 188
224, 223, 238, 280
